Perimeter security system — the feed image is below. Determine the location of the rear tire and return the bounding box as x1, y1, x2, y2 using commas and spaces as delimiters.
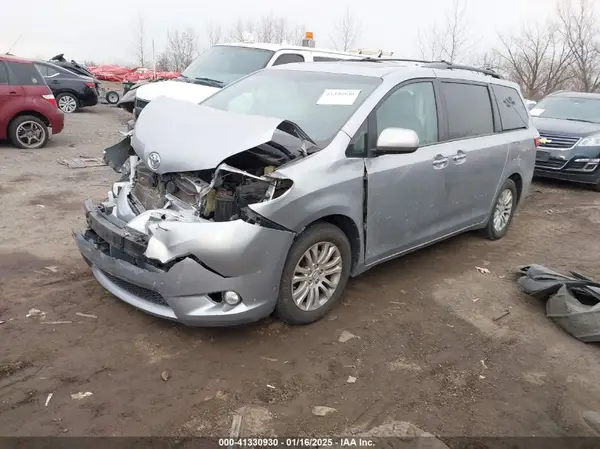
8, 115, 49, 150
483, 178, 518, 240
275, 222, 351, 325
57, 93, 79, 113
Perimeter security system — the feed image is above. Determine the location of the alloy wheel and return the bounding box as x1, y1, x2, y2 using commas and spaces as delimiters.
58, 95, 77, 113
291, 241, 343, 311
15, 121, 46, 148
493, 188, 513, 232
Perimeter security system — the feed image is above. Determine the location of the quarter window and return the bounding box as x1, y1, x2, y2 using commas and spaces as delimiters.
35, 64, 49, 76
272, 53, 305, 65
375, 82, 438, 146
0, 62, 8, 84
346, 120, 368, 157
441, 82, 494, 139
7, 61, 44, 86
491, 84, 529, 131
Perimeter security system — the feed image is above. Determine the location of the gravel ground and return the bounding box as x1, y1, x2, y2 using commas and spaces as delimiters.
1, 104, 600, 440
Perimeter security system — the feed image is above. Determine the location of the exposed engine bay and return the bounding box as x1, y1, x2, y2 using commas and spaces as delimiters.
128, 158, 287, 223
102, 121, 317, 225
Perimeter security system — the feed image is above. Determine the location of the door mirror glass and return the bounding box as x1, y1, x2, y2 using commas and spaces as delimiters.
376, 127, 419, 154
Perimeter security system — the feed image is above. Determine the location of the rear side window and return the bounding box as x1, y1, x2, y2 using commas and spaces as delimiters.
7, 61, 44, 86
441, 82, 494, 140
35, 64, 49, 76
0, 62, 8, 84
314, 56, 343, 62
272, 54, 305, 66
491, 84, 529, 131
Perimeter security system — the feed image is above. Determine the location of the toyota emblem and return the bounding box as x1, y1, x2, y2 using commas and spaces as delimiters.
147, 152, 161, 170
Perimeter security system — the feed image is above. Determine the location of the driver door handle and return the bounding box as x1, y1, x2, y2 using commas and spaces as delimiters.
432, 154, 449, 170
452, 150, 467, 164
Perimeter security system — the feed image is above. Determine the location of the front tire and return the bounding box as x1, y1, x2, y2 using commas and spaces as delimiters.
8, 115, 49, 149
275, 222, 351, 325
57, 93, 79, 113
483, 178, 518, 240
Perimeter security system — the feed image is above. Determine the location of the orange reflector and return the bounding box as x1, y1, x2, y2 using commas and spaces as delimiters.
534, 136, 540, 147
305, 31, 314, 39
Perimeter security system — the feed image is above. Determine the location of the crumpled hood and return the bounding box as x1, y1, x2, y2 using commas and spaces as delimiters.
131, 95, 301, 175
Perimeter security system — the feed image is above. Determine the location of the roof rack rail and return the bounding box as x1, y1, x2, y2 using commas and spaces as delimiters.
422, 60, 503, 79
349, 49, 394, 57
349, 57, 503, 79
348, 57, 434, 64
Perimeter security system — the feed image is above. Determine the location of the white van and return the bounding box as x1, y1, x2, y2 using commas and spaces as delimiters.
133, 41, 371, 118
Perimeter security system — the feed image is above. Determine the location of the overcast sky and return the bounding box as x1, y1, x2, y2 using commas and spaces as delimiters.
1, 0, 599, 65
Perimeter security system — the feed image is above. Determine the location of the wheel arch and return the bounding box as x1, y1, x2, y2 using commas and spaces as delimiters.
7, 111, 50, 135
56, 90, 81, 104
507, 172, 523, 204
300, 213, 362, 275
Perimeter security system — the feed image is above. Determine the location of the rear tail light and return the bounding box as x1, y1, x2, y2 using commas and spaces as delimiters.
534, 136, 540, 148
84, 82, 96, 88
42, 94, 58, 108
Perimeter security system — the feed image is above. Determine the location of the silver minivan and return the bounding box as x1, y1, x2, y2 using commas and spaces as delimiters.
74, 60, 538, 326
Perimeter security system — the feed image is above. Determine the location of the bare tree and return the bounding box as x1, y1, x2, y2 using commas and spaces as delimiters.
161, 28, 200, 72
206, 21, 223, 46
155, 52, 171, 71
227, 14, 303, 44
133, 14, 147, 67
227, 18, 249, 42
471, 51, 504, 72
496, 22, 573, 99
330, 8, 361, 52
419, 0, 471, 62
558, 0, 600, 92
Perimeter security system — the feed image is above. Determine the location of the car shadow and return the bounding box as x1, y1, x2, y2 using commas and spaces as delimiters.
532, 176, 595, 193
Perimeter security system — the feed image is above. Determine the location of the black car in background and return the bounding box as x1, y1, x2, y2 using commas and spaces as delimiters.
531, 91, 600, 190
49, 53, 96, 79
34, 61, 99, 113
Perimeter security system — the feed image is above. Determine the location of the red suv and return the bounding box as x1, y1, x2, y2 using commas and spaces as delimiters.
0, 55, 64, 149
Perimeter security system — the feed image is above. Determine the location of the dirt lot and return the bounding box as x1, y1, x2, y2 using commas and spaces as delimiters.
1, 104, 600, 439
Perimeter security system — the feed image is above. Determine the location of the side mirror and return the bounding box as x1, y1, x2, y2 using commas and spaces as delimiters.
375, 128, 419, 154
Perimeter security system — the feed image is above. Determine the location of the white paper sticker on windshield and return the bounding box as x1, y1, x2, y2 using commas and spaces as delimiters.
529, 108, 544, 116
317, 89, 361, 105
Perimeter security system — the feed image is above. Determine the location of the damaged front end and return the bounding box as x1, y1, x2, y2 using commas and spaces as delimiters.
102, 120, 313, 227
75, 97, 317, 326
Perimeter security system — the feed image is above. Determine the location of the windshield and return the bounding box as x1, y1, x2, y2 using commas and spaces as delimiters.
201, 69, 382, 147
181, 45, 275, 86
531, 96, 600, 123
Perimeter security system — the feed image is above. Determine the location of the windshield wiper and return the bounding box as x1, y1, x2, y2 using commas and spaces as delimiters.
564, 118, 599, 124
193, 77, 224, 88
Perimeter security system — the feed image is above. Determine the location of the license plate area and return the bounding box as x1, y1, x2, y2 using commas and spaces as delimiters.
536, 150, 550, 162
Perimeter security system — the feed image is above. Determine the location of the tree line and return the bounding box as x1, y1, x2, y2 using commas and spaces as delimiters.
420, 0, 600, 99
132, 0, 599, 100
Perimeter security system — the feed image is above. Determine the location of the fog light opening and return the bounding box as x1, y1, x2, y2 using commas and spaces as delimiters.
223, 291, 241, 306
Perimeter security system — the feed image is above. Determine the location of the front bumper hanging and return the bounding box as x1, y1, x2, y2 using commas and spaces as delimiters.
74, 200, 295, 326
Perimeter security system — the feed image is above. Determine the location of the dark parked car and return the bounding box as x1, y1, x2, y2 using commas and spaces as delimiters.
34, 61, 99, 113
49, 53, 97, 79
0, 55, 64, 149
531, 91, 600, 190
